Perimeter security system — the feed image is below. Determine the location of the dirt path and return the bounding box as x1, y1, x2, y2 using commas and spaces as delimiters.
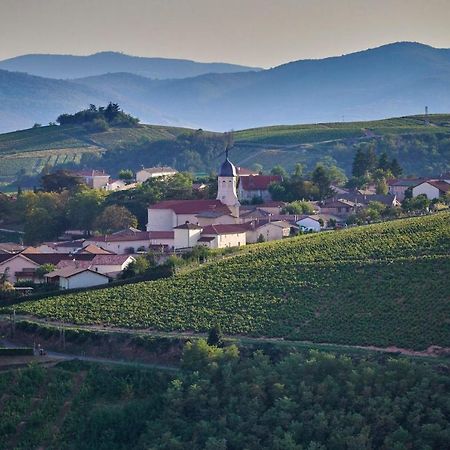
1, 314, 448, 360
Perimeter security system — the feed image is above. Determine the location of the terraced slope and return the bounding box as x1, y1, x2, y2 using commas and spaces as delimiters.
13, 213, 450, 350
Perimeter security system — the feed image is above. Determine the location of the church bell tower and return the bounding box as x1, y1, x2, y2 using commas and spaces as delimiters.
217, 147, 240, 216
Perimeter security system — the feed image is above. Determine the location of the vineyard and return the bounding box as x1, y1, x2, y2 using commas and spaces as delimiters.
11, 213, 450, 350
0, 347, 448, 449
0, 361, 171, 450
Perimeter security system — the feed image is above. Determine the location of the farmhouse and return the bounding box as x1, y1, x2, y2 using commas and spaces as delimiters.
387, 179, 424, 201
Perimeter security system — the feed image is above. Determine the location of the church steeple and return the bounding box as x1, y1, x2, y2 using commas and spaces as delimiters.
217, 146, 240, 214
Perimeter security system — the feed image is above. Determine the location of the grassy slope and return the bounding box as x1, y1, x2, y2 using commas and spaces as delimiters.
1, 114, 449, 177
12, 213, 450, 350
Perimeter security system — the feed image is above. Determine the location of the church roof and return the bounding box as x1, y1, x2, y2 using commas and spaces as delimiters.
149, 199, 231, 215
218, 148, 237, 177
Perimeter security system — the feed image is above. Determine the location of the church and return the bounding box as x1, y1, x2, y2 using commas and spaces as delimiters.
146, 151, 290, 249
146, 149, 242, 232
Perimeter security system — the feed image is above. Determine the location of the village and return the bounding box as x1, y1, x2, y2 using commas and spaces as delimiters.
1, 149, 449, 293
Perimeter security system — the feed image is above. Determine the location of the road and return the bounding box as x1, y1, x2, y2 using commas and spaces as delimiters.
0, 337, 179, 372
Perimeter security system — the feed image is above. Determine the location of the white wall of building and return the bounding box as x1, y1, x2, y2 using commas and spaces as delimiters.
60, 271, 109, 290
297, 217, 321, 232
412, 183, 440, 200
174, 228, 202, 249
246, 223, 290, 243
201, 231, 246, 249
147, 209, 176, 231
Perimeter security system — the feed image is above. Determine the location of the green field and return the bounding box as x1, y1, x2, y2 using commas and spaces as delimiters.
11, 213, 450, 350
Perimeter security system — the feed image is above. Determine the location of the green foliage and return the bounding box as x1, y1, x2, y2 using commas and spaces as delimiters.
282, 200, 314, 215
35, 264, 56, 279
0, 344, 448, 449
41, 169, 84, 192
118, 169, 133, 181
207, 326, 224, 347
11, 213, 450, 350
57, 103, 139, 128
93, 205, 137, 234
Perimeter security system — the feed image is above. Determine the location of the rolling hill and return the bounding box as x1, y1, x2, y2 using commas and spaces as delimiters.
10, 213, 450, 350
1, 42, 450, 132
0, 51, 259, 80
1, 114, 449, 180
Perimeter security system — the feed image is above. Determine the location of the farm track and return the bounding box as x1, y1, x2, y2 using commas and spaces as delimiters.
1, 314, 448, 360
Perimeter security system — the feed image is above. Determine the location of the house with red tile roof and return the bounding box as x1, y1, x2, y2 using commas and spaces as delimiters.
238, 175, 282, 202
45, 267, 110, 290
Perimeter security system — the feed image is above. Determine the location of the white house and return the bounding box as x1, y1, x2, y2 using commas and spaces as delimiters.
174, 222, 203, 249
46, 267, 109, 290
198, 224, 247, 249
136, 167, 178, 183
412, 180, 450, 200
244, 220, 292, 243
75, 170, 110, 189
297, 216, 322, 232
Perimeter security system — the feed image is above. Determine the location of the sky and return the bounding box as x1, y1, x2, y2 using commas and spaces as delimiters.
1, 0, 449, 68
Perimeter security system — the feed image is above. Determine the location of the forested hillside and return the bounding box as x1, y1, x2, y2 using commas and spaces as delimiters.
11, 213, 450, 350
0, 349, 448, 450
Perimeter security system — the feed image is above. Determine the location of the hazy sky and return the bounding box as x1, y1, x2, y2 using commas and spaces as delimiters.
1, 0, 449, 67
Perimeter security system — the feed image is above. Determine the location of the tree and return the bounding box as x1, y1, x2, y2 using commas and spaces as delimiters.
271, 165, 288, 179
292, 163, 304, 180
390, 158, 403, 177
122, 256, 150, 278
41, 170, 84, 192
311, 165, 332, 200
94, 205, 137, 234
207, 325, 224, 347
66, 188, 106, 233
352, 148, 368, 178
118, 169, 134, 181
378, 151, 390, 171
376, 178, 388, 195
36, 264, 55, 279
282, 201, 314, 215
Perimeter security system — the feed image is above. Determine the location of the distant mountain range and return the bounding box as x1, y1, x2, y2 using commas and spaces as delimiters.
0, 51, 260, 80
1, 42, 450, 132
